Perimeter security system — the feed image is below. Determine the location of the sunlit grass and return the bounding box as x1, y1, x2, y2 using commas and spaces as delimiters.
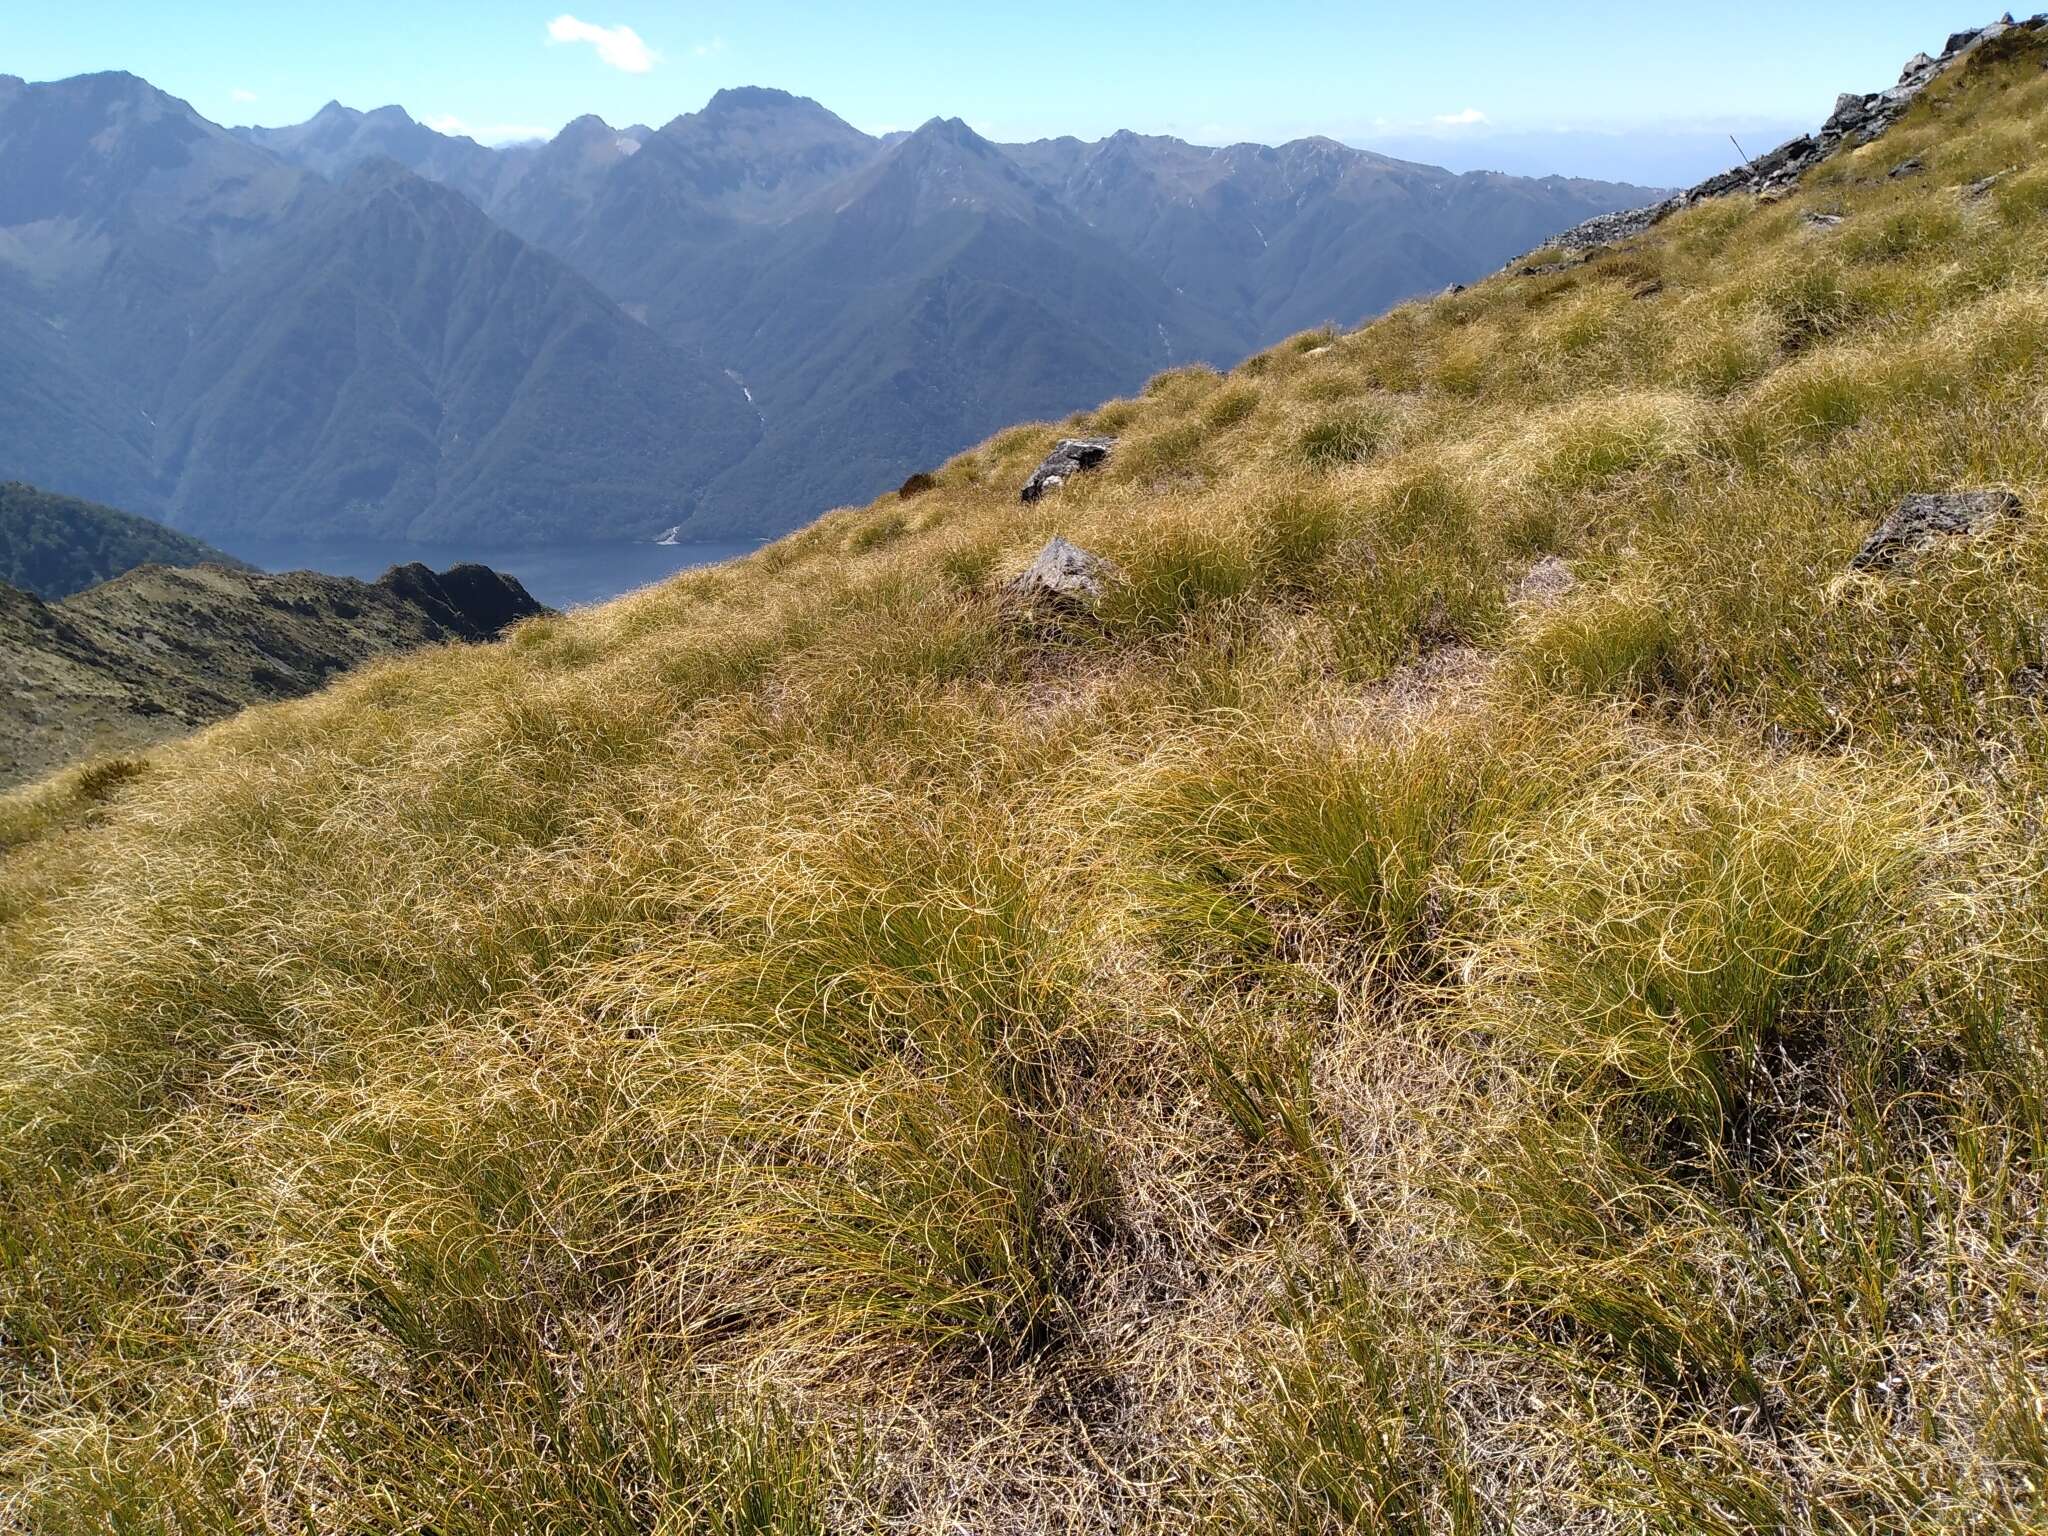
4, 32, 2048, 1532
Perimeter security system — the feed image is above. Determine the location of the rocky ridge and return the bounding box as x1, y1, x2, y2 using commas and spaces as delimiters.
0, 561, 547, 789
1514, 16, 2042, 265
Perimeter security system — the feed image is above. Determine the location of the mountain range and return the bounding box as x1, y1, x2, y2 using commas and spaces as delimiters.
0, 72, 1658, 545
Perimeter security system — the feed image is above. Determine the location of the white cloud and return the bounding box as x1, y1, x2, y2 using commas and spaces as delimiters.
693, 37, 725, 58
231, 87, 258, 103
1433, 107, 1490, 127
546, 14, 657, 73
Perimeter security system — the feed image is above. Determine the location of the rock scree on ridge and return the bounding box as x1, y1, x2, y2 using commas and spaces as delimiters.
1852, 491, 2025, 572
1020, 439, 1116, 503
1509, 15, 2040, 267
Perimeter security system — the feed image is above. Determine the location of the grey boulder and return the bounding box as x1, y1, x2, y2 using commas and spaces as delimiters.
1002, 536, 1118, 609
1020, 438, 1115, 503
1852, 491, 2024, 572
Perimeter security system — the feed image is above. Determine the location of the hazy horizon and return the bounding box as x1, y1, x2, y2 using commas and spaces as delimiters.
8, 1, 1979, 186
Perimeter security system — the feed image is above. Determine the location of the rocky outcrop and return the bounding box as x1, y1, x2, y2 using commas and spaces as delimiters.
1852, 491, 2024, 572
1511, 16, 2041, 267
1020, 439, 1115, 503
1001, 536, 1117, 609
375, 562, 546, 641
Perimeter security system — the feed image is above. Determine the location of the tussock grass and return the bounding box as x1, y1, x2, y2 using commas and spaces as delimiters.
6, 34, 2048, 1533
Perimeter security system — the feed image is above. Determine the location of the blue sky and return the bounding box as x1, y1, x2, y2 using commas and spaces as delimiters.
4, 2, 1981, 182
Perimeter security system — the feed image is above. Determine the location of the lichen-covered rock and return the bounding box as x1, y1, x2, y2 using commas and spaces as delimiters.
1001, 536, 1117, 609
1852, 491, 2024, 571
1020, 438, 1115, 503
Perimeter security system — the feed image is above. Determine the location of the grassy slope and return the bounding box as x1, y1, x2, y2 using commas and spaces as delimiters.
4, 35, 2048, 1535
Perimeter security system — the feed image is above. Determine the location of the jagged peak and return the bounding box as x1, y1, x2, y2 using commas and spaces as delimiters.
908, 115, 992, 150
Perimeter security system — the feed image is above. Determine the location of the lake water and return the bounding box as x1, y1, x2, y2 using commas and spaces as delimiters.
219, 538, 763, 611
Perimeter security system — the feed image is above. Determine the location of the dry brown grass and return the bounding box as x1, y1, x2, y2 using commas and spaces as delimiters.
5, 33, 2048, 1535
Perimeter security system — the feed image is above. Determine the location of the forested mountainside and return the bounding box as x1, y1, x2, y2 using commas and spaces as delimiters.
0, 72, 757, 543
0, 68, 1653, 548
0, 480, 243, 598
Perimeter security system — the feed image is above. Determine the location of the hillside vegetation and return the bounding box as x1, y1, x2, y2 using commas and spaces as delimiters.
6, 31, 2048, 1534
0, 482, 244, 600
0, 562, 544, 790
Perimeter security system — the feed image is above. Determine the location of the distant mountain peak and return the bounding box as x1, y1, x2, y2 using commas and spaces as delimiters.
907, 116, 995, 153
554, 113, 621, 143
703, 85, 810, 114
663, 85, 868, 147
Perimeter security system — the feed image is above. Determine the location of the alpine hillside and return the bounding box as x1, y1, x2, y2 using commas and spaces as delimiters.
2, 18, 2045, 1533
